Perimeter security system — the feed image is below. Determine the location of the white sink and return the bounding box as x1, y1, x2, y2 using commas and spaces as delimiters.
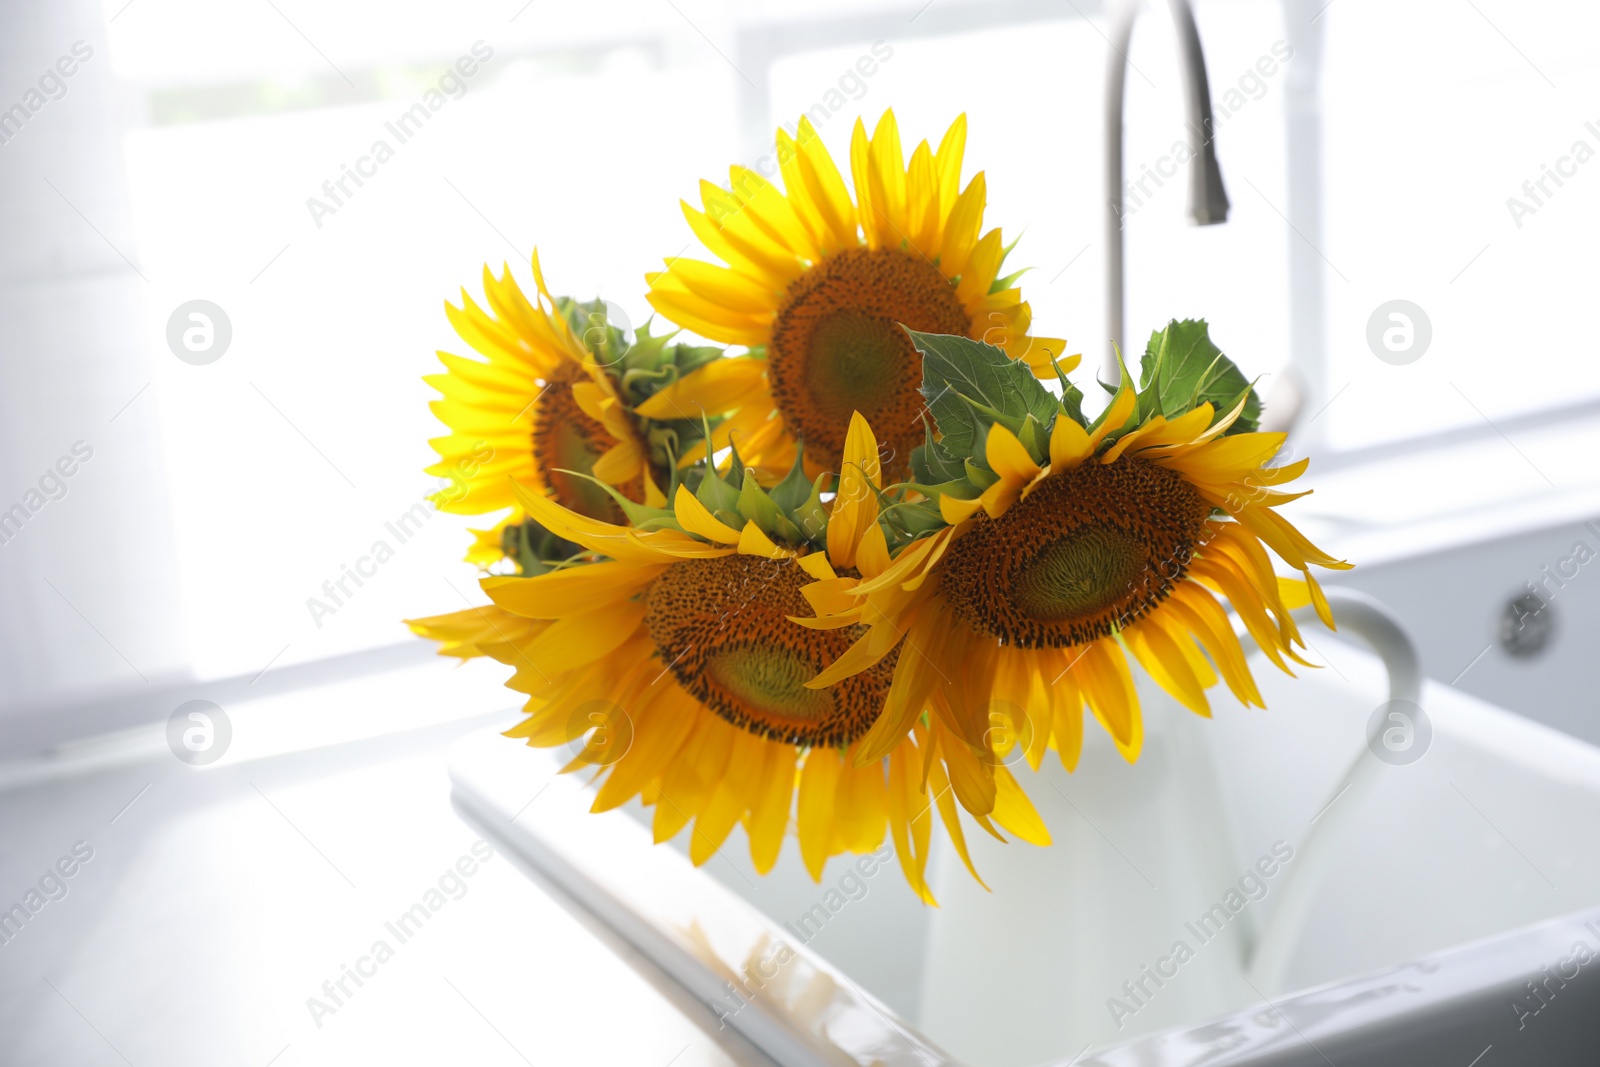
449, 594, 1600, 1065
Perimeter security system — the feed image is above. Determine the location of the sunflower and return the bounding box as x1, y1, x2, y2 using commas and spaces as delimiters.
425, 250, 723, 571
636, 110, 1070, 482
806, 322, 1352, 771
408, 414, 1049, 901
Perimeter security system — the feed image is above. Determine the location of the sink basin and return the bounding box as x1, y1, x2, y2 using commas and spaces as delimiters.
448, 595, 1600, 1065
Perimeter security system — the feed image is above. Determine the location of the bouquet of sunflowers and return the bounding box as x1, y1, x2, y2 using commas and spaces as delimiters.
409, 111, 1348, 904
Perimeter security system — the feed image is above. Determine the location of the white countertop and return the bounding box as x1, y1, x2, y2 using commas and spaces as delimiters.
1291, 413, 1600, 568
0, 659, 773, 1067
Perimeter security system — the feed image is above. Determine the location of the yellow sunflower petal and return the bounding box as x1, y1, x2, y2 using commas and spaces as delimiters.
590, 438, 643, 485
747, 741, 797, 875
928, 756, 988, 890
933, 113, 968, 217
938, 172, 986, 277
991, 764, 1051, 846
985, 421, 1042, 484
665, 257, 778, 316
887, 737, 938, 904
1048, 413, 1093, 470
906, 139, 941, 257
482, 561, 663, 619
866, 110, 908, 246
939, 491, 985, 525
633, 358, 769, 421
1076, 640, 1143, 763
1089, 387, 1138, 449
827, 412, 882, 570
737, 520, 793, 559
797, 551, 837, 581
793, 117, 858, 252
798, 746, 843, 881
673, 484, 743, 545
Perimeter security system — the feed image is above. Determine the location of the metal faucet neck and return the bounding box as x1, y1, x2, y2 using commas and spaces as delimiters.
1104, 0, 1230, 382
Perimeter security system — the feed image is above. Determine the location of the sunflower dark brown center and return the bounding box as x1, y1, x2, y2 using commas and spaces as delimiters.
768, 247, 970, 478
531, 378, 641, 524
645, 554, 898, 747
940, 457, 1213, 648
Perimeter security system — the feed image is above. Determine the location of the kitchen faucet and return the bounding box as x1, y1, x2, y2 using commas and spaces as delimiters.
1104, 0, 1230, 382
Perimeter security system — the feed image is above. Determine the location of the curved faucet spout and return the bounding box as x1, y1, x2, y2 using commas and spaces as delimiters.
1104, 0, 1230, 382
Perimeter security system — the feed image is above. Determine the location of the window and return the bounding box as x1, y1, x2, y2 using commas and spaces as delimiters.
6, 0, 1594, 742
1317, 0, 1600, 450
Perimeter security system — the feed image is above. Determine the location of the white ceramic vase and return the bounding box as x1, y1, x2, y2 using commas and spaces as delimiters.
916, 680, 1260, 1066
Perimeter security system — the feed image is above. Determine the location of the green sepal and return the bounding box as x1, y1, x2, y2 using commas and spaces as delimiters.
501, 517, 582, 577
1048, 357, 1088, 430
880, 499, 948, 538
1017, 413, 1048, 466
694, 459, 742, 517
616, 320, 674, 388
671, 436, 824, 550
550, 467, 677, 531
769, 447, 814, 514
722, 438, 747, 491
627, 336, 722, 394
963, 459, 1000, 489
549, 302, 732, 475
737, 474, 784, 538
769, 511, 807, 545
793, 472, 832, 543
1212, 377, 1264, 435
1088, 345, 1139, 445
990, 266, 1029, 295
559, 297, 628, 369
987, 232, 1024, 295
899, 476, 983, 501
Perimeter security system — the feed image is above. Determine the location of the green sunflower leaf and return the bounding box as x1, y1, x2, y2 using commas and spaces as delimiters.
908, 330, 1057, 462
1137, 319, 1261, 434
911, 421, 965, 485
